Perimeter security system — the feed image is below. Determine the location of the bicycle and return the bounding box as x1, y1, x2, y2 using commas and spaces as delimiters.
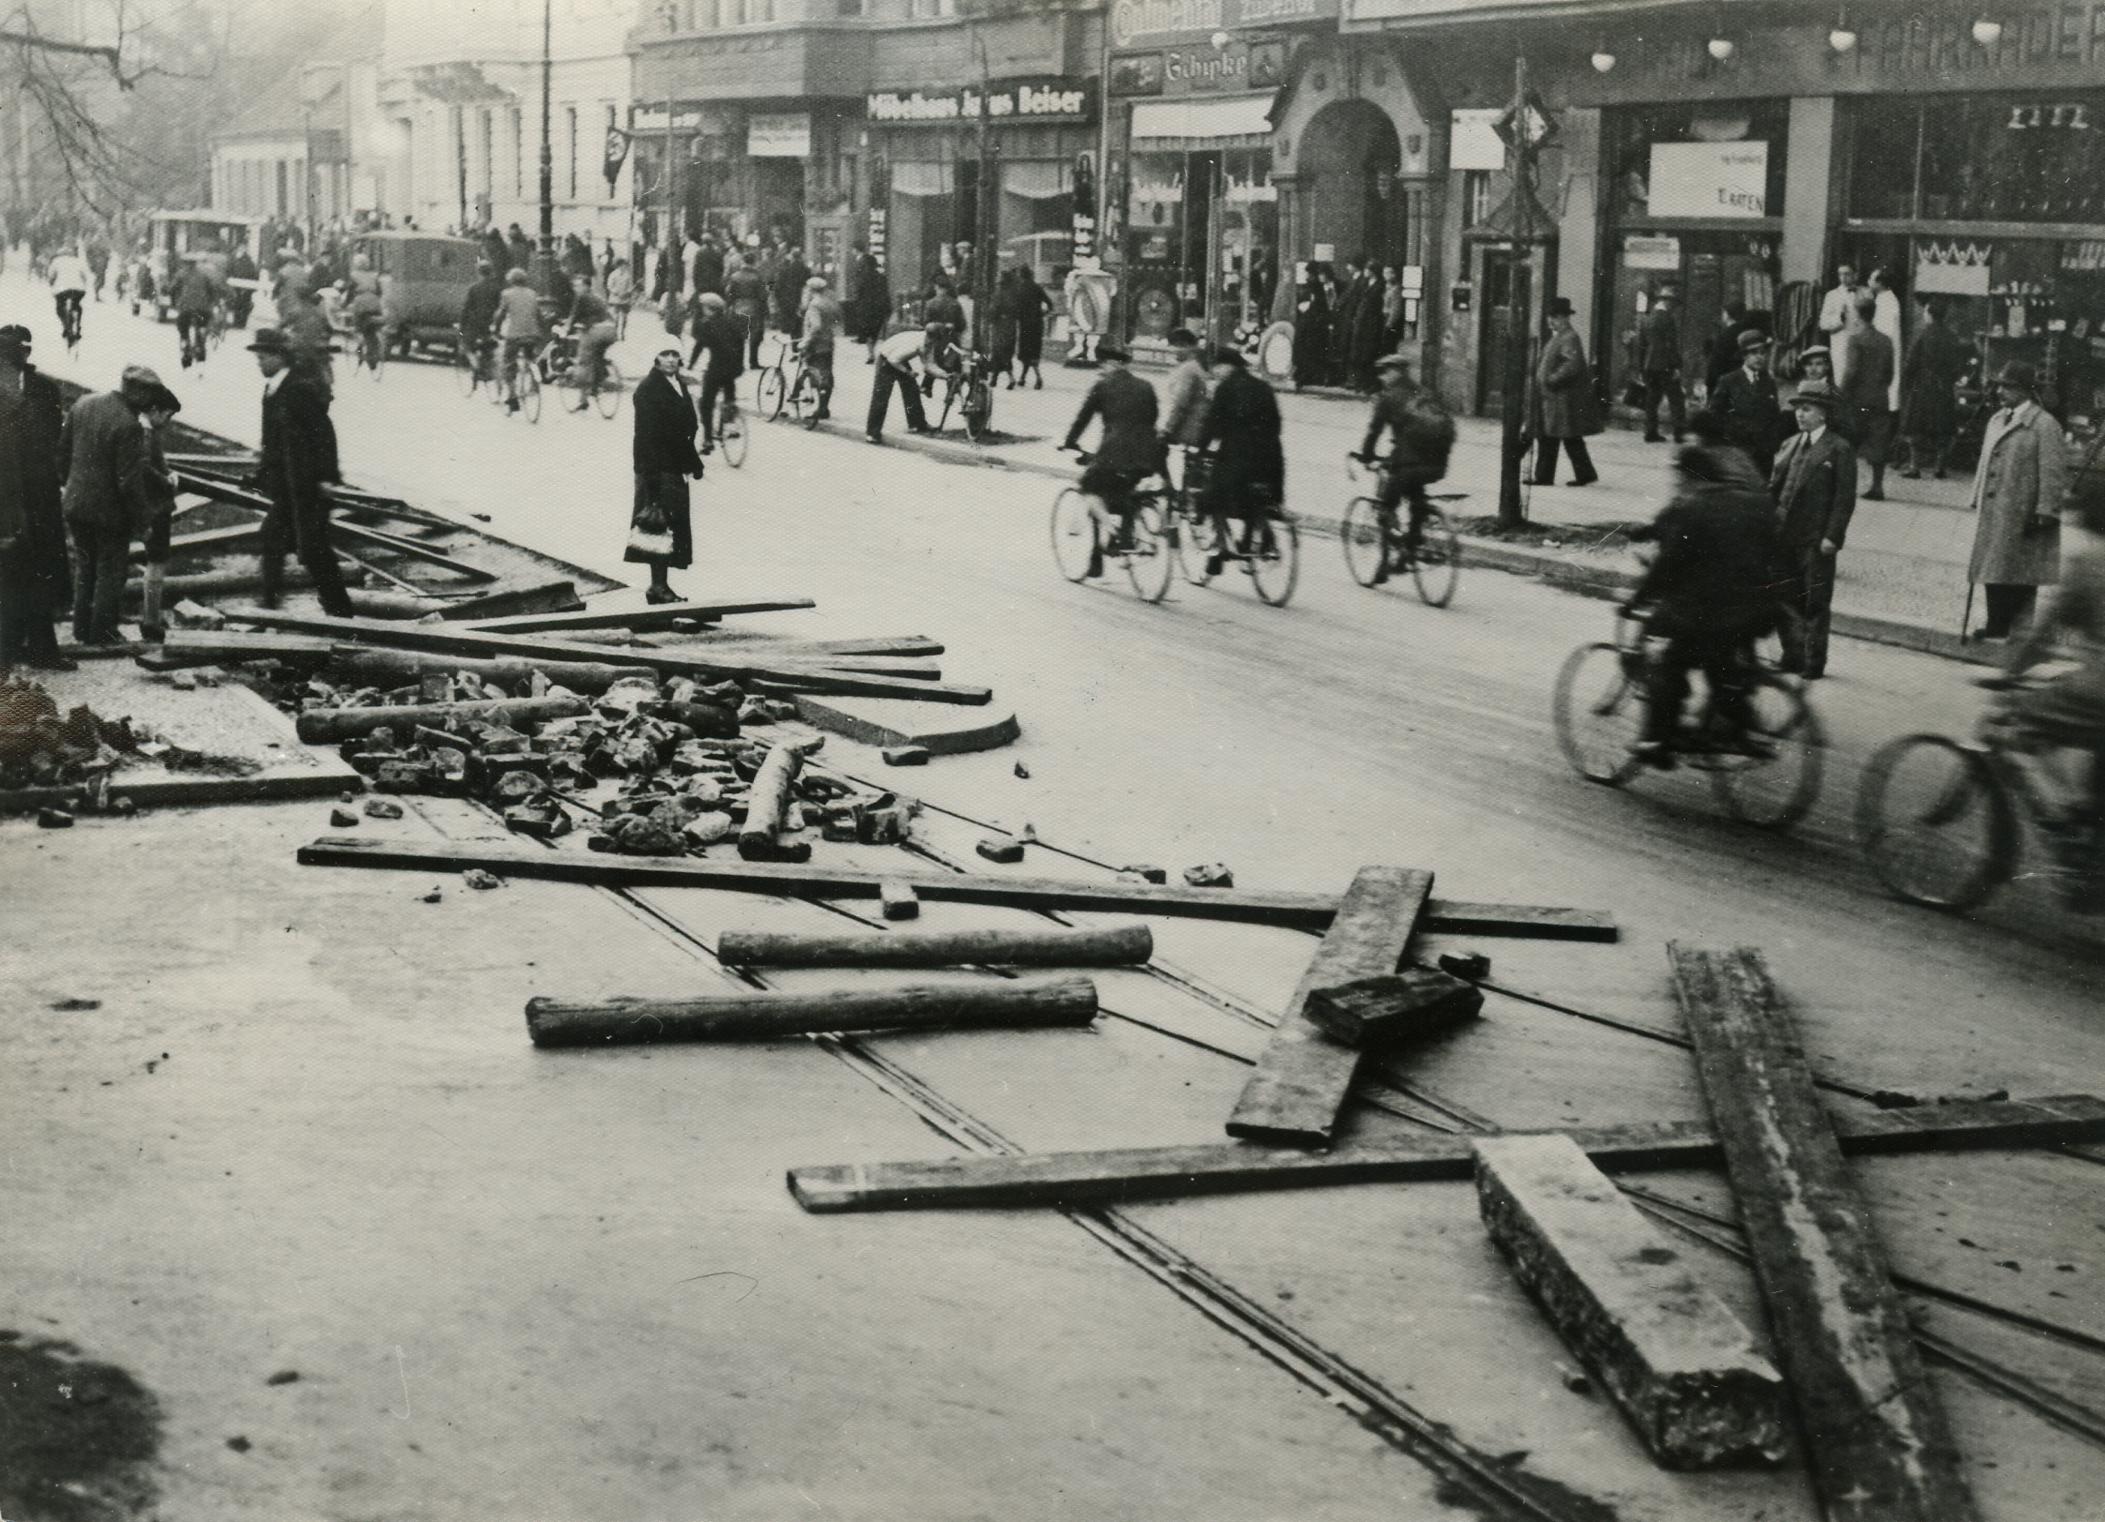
501, 339, 543, 423
709, 386, 747, 468
352, 314, 387, 381
935, 348, 996, 442
1552, 607, 1823, 829
56, 290, 84, 352
756, 339, 801, 421
1856, 676, 2101, 911
1178, 469, 1300, 607
1050, 450, 1175, 602
1342, 455, 1462, 608
554, 336, 625, 419
453, 327, 496, 399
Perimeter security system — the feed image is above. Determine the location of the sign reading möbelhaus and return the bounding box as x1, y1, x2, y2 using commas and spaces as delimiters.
865, 79, 1098, 125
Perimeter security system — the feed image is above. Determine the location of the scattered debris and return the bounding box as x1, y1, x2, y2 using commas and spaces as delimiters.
419, 889, 443, 904
362, 798, 404, 820
1121, 864, 1168, 884
881, 744, 930, 767
265, 1370, 300, 1386
1438, 951, 1492, 981
1013, 761, 1031, 779
37, 807, 74, 829
328, 807, 360, 829
225, 1436, 251, 1453
1182, 862, 1234, 888
976, 834, 1025, 864
880, 879, 919, 921
1306, 969, 1483, 1048
49, 997, 101, 1012
462, 869, 502, 890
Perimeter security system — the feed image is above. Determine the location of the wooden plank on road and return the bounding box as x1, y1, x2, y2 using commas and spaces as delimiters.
784, 1095, 2105, 1211
296, 836, 1613, 939
1668, 944, 1980, 1522
1224, 867, 1433, 1147
462, 596, 816, 634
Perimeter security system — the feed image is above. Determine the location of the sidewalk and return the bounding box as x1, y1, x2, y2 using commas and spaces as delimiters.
756, 329, 2001, 662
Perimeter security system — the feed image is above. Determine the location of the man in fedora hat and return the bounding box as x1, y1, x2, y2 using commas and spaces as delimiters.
59, 365, 163, 644
1967, 360, 2070, 640
1708, 327, 1784, 480
1531, 297, 1600, 487
248, 328, 352, 616
1768, 378, 1857, 678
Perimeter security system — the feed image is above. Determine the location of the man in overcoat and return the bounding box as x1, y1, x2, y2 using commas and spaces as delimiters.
248, 329, 352, 616
0, 325, 72, 667
1637, 289, 1686, 443
1530, 297, 1601, 487
1768, 379, 1857, 679
1968, 361, 2071, 640
59, 366, 159, 644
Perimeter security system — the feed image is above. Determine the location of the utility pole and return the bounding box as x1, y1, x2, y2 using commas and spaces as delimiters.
534, 0, 557, 297
971, 27, 993, 357
1496, 54, 1536, 529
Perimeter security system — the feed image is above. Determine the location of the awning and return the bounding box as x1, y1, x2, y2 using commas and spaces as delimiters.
1129, 93, 1275, 151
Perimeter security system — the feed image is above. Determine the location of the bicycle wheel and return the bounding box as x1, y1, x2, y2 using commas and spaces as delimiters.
1123, 501, 1175, 603
935, 379, 958, 432
1180, 508, 1220, 586
556, 361, 587, 412
453, 342, 480, 397
963, 378, 994, 441
594, 359, 624, 419
1050, 487, 1098, 583
757, 365, 787, 420
1248, 516, 1300, 607
1340, 497, 1390, 588
1552, 642, 1646, 786
719, 405, 747, 467
1856, 734, 2018, 910
1411, 506, 1461, 609
1708, 674, 1825, 830
517, 362, 542, 424
794, 370, 824, 430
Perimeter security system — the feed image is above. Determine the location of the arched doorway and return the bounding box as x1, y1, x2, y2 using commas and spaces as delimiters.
1296, 98, 1402, 269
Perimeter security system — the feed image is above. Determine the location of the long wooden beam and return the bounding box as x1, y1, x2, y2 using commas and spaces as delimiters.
785, 1095, 2105, 1212
296, 836, 1618, 939
1669, 946, 1980, 1522
1225, 867, 1432, 1147
331, 521, 497, 581
228, 610, 992, 705
462, 597, 816, 634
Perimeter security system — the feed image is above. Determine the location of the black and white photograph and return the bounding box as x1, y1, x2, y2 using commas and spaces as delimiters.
3, 0, 2105, 1517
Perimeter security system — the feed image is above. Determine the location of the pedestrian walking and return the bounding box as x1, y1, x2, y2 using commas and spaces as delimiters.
1637, 289, 1686, 443
800, 275, 841, 420
1013, 265, 1053, 389
59, 366, 162, 645
605, 257, 634, 339
0, 324, 72, 669
693, 234, 726, 300
1898, 298, 1963, 480
988, 268, 1021, 386
1531, 297, 1602, 487
247, 329, 352, 616
866, 325, 956, 443
1707, 328, 1785, 480
1967, 361, 2072, 642
628, 349, 705, 605
1838, 295, 1896, 498
1768, 378, 1857, 679
688, 293, 746, 452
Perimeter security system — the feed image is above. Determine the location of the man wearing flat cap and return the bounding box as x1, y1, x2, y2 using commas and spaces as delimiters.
1707, 327, 1784, 480
1768, 378, 1857, 679
1967, 360, 2070, 641
59, 365, 162, 644
248, 328, 352, 616
0, 324, 73, 668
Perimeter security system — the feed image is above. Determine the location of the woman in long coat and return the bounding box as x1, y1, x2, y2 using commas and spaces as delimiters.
1898, 297, 1963, 480
987, 267, 1021, 386
1012, 265, 1054, 388
845, 244, 891, 361
1530, 298, 1602, 486
1291, 270, 1332, 390
1349, 266, 1387, 392
626, 348, 703, 604
1968, 361, 2071, 639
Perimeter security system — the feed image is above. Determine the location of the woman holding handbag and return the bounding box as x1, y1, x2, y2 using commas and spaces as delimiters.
627, 348, 704, 604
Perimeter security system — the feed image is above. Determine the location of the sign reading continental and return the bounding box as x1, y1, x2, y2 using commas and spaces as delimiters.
1110, 0, 1337, 48
866, 79, 1098, 125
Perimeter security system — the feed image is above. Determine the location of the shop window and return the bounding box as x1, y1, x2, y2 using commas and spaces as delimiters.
1605, 100, 1789, 224
1848, 93, 2105, 225
1461, 170, 1493, 228
1844, 97, 1918, 222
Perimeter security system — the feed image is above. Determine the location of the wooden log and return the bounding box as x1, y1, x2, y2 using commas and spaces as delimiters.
1473, 1133, 1788, 1469
462, 596, 816, 634
221, 609, 993, 706
330, 521, 497, 581
880, 879, 919, 921
526, 974, 1098, 1048
699, 636, 945, 659
324, 645, 656, 695
1225, 867, 1434, 1147
143, 630, 340, 669
1668, 945, 1980, 1522
431, 580, 584, 621
1305, 969, 1483, 1048
172, 468, 274, 513
717, 923, 1152, 969
294, 837, 1619, 939
295, 695, 589, 744
736, 742, 806, 858
784, 1094, 2105, 1212
641, 699, 739, 739
131, 520, 263, 563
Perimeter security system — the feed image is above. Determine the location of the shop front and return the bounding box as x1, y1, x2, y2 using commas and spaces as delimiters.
866, 78, 1098, 308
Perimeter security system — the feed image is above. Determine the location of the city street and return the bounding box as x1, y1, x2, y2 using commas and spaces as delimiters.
6, 274, 2105, 1521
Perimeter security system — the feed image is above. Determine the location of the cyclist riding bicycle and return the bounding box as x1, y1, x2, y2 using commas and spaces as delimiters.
565, 284, 618, 405
48, 247, 90, 343
346, 253, 387, 367
1622, 411, 1785, 769
1195, 346, 1285, 574
1352, 352, 1454, 582
1059, 340, 1161, 580
1159, 326, 1213, 491
458, 259, 502, 382
493, 267, 545, 413
170, 258, 219, 370
689, 292, 747, 452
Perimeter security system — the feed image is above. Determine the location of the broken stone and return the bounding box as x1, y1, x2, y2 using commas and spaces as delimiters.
36, 807, 73, 829
328, 807, 361, 829
1439, 951, 1491, 981
1122, 864, 1169, 884
49, 997, 101, 1012
1182, 863, 1234, 888
1014, 761, 1031, 779
362, 798, 405, 820
462, 868, 503, 890
419, 889, 443, 904
976, 835, 1025, 864
882, 744, 931, 767
684, 813, 738, 847
169, 670, 197, 691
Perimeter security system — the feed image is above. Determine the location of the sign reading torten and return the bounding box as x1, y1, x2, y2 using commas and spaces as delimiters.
866, 80, 1097, 126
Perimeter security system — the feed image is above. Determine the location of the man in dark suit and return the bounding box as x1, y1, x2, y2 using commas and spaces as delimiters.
1059, 340, 1161, 579
248, 328, 351, 615
1768, 379, 1857, 679
1637, 289, 1685, 443
1707, 328, 1784, 479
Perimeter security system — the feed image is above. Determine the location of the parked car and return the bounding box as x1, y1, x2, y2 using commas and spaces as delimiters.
347, 230, 482, 359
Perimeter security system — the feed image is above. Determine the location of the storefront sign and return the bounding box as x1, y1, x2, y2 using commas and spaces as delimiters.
1623, 234, 1682, 270
868, 206, 887, 273
1113, 36, 1288, 95
1109, 0, 1337, 48
632, 104, 705, 133
866, 79, 1097, 126
1918, 241, 1993, 293
1646, 142, 1769, 219
1449, 109, 1507, 172
1073, 153, 1099, 267
747, 112, 810, 159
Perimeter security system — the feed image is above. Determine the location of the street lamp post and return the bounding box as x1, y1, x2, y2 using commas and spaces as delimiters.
1496, 54, 1539, 530
534, 0, 558, 298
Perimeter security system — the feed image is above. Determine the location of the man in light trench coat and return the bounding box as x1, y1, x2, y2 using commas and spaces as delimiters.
1968, 361, 2071, 641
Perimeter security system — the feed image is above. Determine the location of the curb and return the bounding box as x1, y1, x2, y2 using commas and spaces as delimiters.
795, 414, 1992, 670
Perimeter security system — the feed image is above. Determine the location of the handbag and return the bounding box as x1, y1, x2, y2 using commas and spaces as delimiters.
1620, 378, 1645, 408
627, 495, 673, 559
